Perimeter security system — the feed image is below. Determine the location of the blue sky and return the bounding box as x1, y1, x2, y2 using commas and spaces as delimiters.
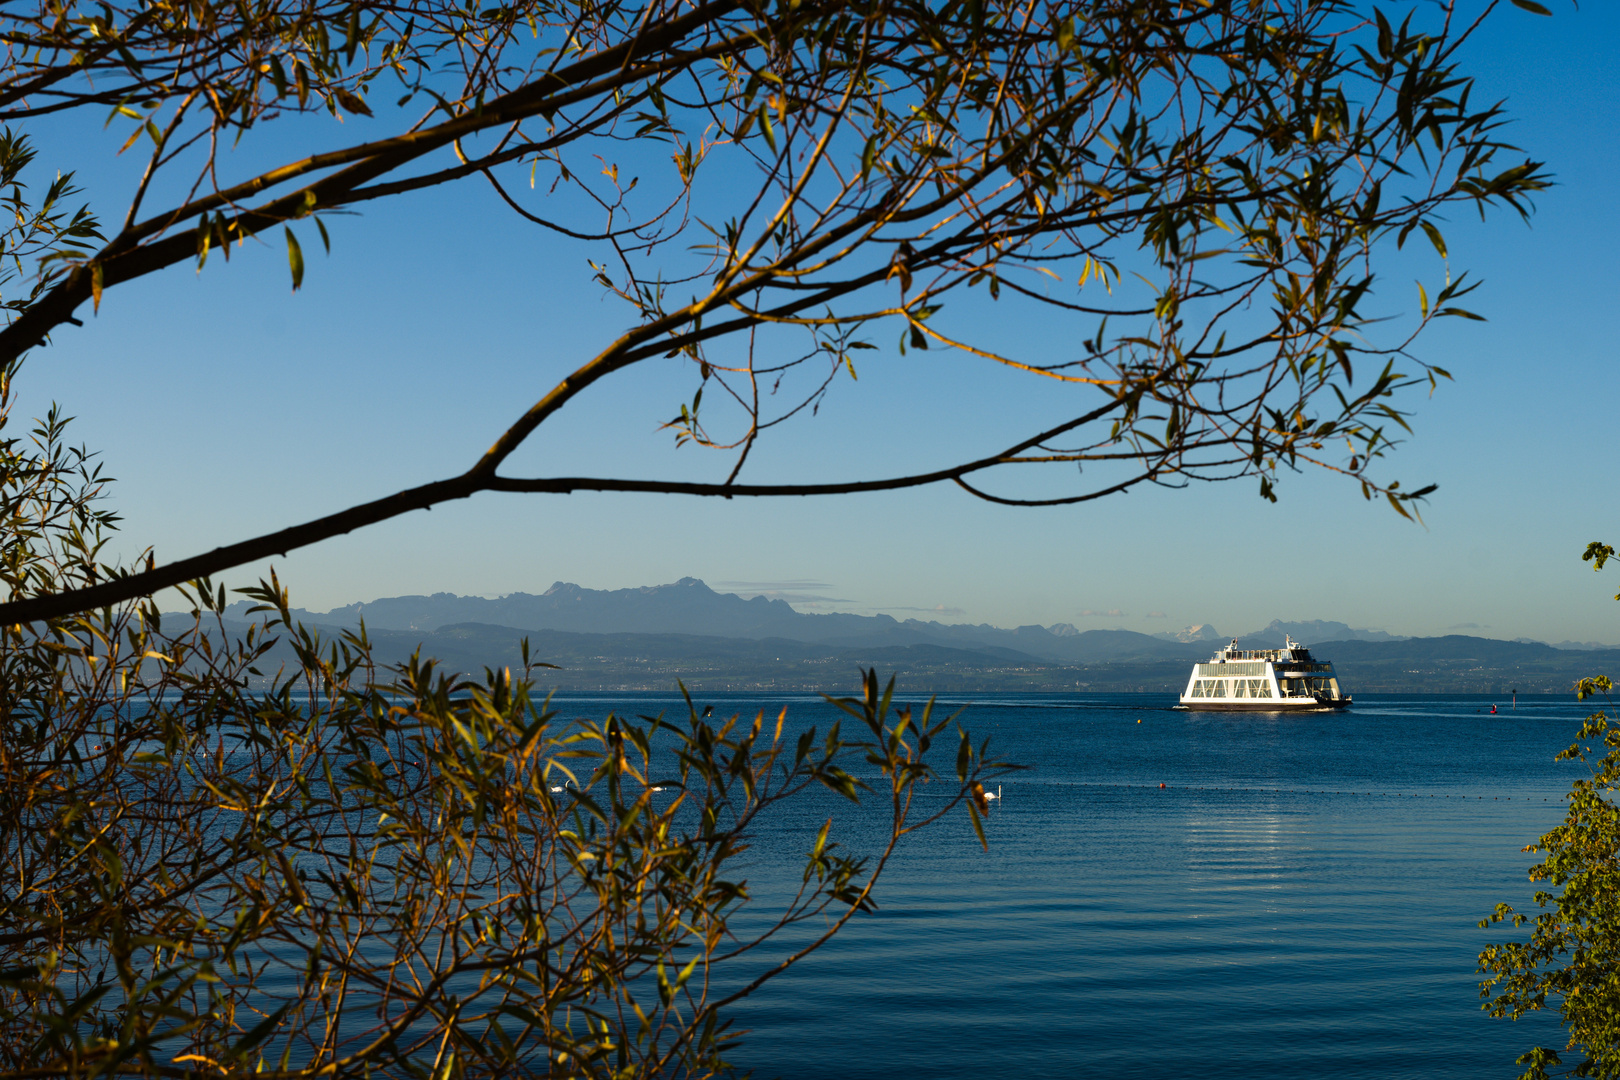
20, 1, 1620, 644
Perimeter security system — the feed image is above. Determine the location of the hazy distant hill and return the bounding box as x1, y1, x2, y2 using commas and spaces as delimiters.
211, 619, 1079, 693
224, 578, 1206, 664
223, 622, 1620, 693
206, 578, 1620, 693
1319, 636, 1563, 663
1237, 619, 1407, 645
200, 610, 1620, 694
1156, 619, 1406, 646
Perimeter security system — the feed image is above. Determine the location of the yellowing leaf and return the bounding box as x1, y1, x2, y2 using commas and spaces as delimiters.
333, 88, 372, 116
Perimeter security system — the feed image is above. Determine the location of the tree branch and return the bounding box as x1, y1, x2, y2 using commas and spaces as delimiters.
0, 0, 749, 365
0, 403, 1121, 624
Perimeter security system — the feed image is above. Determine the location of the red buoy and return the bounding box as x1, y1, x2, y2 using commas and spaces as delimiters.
1159, 783, 1166, 789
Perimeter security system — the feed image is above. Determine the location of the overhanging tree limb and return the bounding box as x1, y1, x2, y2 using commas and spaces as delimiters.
0, 402, 1125, 624
0, 0, 1551, 624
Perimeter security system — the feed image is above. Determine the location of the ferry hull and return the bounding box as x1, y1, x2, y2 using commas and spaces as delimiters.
1180, 698, 1352, 712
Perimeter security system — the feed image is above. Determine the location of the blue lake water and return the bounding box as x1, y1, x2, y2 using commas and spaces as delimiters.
549, 690, 1593, 1079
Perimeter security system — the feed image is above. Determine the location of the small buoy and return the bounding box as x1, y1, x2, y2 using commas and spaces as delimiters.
1159, 783, 1166, 789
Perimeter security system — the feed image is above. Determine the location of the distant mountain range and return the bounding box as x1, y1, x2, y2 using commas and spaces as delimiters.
1153, 623, 1227, 643
222, 577, 1608, 661
1152, 619, 1408, 645
205, 578, 1620, 693
224, 577, 1216, 665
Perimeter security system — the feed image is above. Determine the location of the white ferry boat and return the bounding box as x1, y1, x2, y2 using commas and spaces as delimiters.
1178, 637, 1351, 711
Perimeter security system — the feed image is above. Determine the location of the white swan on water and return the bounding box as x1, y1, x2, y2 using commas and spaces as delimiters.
984, 785, 1002, 801
548, 779, 575, 793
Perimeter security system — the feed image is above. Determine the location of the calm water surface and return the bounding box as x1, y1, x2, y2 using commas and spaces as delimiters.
552, 690, 1590, 1079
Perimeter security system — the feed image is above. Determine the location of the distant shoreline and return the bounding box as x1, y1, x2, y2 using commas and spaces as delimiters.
197, 616, 1611, 696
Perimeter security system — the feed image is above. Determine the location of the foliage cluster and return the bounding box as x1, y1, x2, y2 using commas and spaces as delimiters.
0, 364, 1008, 1077
0, 0, 1553, 624
1478, 546, 1620, 1080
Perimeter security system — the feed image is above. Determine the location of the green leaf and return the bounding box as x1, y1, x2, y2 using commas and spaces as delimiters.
284, 227, 304, 291
1419, 220, 1447, 259
676, 953, 701, 989
966, 798, 988, 852
759, 107, 776, 154
1510, 0, 1552, 13
810, 817, 831, 858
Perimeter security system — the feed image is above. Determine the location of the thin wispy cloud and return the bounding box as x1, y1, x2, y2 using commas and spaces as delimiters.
1448, 621, 1489, 630
880, 605, 968, 617
1079, 608, 1127, 617
715, 579, 836, 592
714, 580, 858, 605
758, 592, 862, 604
1145, 611, 1168, 618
